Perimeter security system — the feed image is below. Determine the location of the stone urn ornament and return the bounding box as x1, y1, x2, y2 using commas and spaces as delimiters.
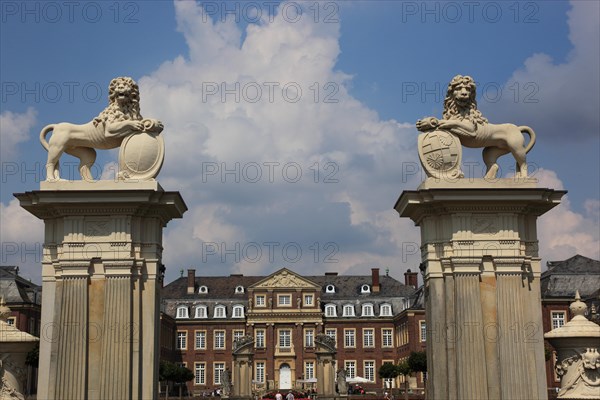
39, 76, 165, 182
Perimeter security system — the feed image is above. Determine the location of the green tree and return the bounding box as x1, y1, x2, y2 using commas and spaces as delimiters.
397, 361, 412, 400
160, 361, 194, 399
407, 351, 427, 397
25, 344, 39, 367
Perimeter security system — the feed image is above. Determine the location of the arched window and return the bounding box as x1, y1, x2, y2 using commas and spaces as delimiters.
379, 303, 393, 317
360, 284, 371, 294
198, 285, 208, 294
343, 304, 355, 317
176, 306, 189, 319
195, 305, 208, 319
235, 285, 245, 294
232, 305, 245, 318
325, 304, 337, 317
214, 305, 226, 318
325, 284, 336, 294
361, 303, 374, 317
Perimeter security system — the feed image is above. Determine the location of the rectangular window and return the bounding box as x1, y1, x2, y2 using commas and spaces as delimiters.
176, 331, 187, 350
233, 329, 245, 345
6, 317, 16, 326
256, 362, 265, 383
305, 329, 315, 347
255, 295, 266, 307
364, 361, 375, 382
325, 328, 337, 347
344, 329, 356, 348
420, 321, 427, 342
382, 328, 393, 347
214, 363, 225, 385
214, 330, 226, 349
363, 329, 374, 348
255, 329, 265, 348
195, 362, 206, 385
551, 311, 566, 330
304, 294, 314, 306
382, 361, 395, 389
279, 329, 292, 347
278, 294, 291, 306
195, 331, 206, 350
305, 361, 315, 380
345, 361, 356, 379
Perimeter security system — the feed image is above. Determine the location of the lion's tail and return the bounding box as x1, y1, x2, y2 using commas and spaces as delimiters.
520, 126, 536, 154
39, 124, 55, 151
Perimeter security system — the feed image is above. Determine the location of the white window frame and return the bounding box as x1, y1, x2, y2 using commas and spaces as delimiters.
325, 284, 335, 293
256, 361, 265, 383
232, 305, 245, 318
235, 285, 245, 293
198, 285, 208, 294
195, 330, 207, 350
363, 328, 375, 348
382, 328, 393, 347
194, 362, 206, 385
214, 330, 226, 349
195, 305, 208, 319
344, 329, 356, 348
345, 360, 356, 379
176, 306, 189, 319
305, 361, 315, 380
551, 311, 566, 330
214, 305, 226, 318
361, 284, 371, 294
6, 317, 16, 326
304, 294, 314, 306
255, 295, 266, 307
325, 304, 337, 317
364, 360, 375, 382
278, 294, 292, 307
343, 304, 355, 317
233, 329, 245, 345
304, 328, 315, 347
279, 329, 292, 348
380, 304, 392, 317
214, 362, 225, 385
176, 331, 187, 350
420, 321, 427, 342
361, 303, 374, 317
255, 329, 266, 348
325, 328, 337, 347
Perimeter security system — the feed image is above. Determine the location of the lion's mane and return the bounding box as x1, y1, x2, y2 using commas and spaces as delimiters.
93, 77, 142, 126
442, 75, 488, 127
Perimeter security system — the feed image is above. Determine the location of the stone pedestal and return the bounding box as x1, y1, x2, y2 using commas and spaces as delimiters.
232, 336, 255, 400
395, 178, 565, 400
315, 334, 337, 400
15, 181, 186, 400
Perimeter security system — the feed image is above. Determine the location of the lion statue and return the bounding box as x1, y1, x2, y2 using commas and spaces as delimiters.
40, 76, 163, 181
416, 75, 535, 179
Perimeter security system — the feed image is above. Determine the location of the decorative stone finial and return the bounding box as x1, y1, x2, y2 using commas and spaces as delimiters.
416, 75, 536, 180
40, 76, 165, 182
570, 290, 588, 319
0, 296, 11, 322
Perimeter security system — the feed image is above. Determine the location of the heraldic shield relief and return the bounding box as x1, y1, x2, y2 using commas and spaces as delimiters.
417, 130, 464, 179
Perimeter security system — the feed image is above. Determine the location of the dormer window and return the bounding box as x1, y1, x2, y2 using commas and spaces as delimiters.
195, 305, 208, 319
361, 284, 371, 294
325, 304, 337, 317
343, 304, 355, 317
214, 305, 226, 318
232, 305, 245, 318
380, 303, 392, 317
361, 303, 374, 317
176, 306, 189, 319
198, 285, 208, 294
235, 285, 245, 294
325, 284, 336, 294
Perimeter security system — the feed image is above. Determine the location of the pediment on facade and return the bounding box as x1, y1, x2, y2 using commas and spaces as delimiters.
251, 268, 319, 289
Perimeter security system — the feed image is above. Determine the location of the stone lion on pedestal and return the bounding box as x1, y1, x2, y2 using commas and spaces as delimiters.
40, 77, 163, 181
416, 75, 536, 179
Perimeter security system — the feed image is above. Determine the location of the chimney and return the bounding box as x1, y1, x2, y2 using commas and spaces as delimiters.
325, 272, 338, 276
371, 268, 380, 292
187, 269, 196, 294
404, 269, 418, 288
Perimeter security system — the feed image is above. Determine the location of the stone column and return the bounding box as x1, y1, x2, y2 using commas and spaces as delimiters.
15, 181, 186, 400
315, 334, 337, 400
232, 336, 255, 400
395, 179, 565, 400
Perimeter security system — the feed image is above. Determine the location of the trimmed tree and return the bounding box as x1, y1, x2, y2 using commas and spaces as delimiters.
407, 351, 427, 396
396, 361, 412, 400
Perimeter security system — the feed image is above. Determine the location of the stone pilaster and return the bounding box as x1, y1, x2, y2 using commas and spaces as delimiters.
15, 181, 186, 400
395, 179, 565, 400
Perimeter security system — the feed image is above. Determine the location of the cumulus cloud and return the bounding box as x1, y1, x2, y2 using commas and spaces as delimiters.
486, 0, 599, 140
0, 108, 37, 162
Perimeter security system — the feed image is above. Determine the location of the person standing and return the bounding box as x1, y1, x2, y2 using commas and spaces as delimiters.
286, 390, 295, 400
276, 392, 283, 400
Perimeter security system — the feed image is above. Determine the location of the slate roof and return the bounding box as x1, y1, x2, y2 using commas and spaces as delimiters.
0, 266, 42, 305
541, 255, 600, 299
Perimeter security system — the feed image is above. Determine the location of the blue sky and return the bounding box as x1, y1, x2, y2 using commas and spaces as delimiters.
1, 0, 598, 284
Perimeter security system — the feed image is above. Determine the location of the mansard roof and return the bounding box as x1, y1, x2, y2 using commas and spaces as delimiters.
541, 254, 600, 299
0, 266, 42, 305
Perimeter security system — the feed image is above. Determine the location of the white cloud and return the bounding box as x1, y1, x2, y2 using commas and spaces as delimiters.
0, 108, 37, 162
487, 0, 599, 140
